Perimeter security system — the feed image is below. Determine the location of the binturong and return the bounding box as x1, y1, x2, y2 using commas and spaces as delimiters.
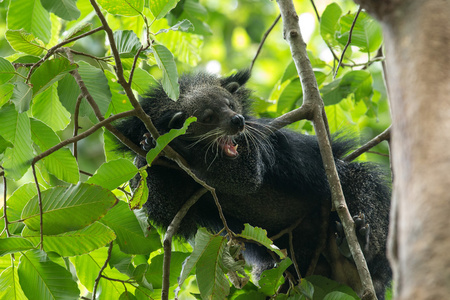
116, 70, 392, 299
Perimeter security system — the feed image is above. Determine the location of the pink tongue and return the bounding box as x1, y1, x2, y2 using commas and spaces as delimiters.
223, 143, 238, 157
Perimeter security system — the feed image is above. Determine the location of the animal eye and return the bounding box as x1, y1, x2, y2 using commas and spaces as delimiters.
229, 103, 235, 110
204, 116, 212, 123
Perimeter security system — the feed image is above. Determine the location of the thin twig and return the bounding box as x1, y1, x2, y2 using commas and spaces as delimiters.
250, 15, 281, 72
73, 94, 83, 160
334, 6, 362, 79
289, 231, 302, 279
2, 176, 11, 237
31, 164, 44, 251
309, 0, 321, 22
92, 242, 114, 300
32, 110, 136, 165
270, 212, 306, 241
25, 26, 104, 83
306, 200, 330, 276
162, 188, 208, 300
343, 126, 391, 162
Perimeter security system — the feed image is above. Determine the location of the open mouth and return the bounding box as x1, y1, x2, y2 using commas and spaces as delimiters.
218, 137, 239, 158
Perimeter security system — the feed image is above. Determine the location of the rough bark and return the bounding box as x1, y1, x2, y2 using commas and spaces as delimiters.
356, 0, 450, 298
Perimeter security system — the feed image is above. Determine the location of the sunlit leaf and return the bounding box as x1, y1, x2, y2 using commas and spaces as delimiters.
18, 250, 80, 299
86, 159, 138, 190
11, 81, 33, 113
30, 57, 78, 95
100, 201, 162, 254
98, 0, 144, 16
149, 0, 180, 19
146, 117, 196, 164
22, 222, 116, 256
0, 104, 33, 180
0, 237, 35, 257
237, 224, 286, 259
320, 3, 342, 48
152, 44, 179, 100
41, 0, 81, 21
22, 183, 118, 235
5, 30, 45, 56
7, 0, 51, 43
155, 19, 194, 35
0, 57, 16, 84
0, 266, 27, 300
258, 258, 292, 296
30, 118, 79, 183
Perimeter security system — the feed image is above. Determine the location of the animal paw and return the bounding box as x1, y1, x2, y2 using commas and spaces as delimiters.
140, 133, 156, 151
335, 213, 370, 259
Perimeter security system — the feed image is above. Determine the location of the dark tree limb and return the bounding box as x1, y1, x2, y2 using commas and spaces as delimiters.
92, 242, 114, 300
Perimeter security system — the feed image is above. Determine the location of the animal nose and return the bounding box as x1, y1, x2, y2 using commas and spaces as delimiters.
231, 114, 245, 130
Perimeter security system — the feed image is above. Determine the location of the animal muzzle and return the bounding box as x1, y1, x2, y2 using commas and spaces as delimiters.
230, 114, 245, 132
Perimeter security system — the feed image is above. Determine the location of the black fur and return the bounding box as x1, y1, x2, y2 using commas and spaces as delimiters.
116, 71, 391, 298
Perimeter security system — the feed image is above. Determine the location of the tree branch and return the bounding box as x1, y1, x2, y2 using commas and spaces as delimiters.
344, 126, 391, 162
275, 1, 376, 299
31, 163, 44, 251
162, 188, 208, 300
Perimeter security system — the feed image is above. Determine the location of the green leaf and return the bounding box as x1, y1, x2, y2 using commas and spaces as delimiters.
0, 237, 35, 256
21, 183, 118, 235
237, 224, 286, 259
258, 258, 292, 296
98, 0, 144, 16
197, 234, 229, 299
0, 183, 37, 236
277, 79, 302, 114
179, 228, 216, 285
114, 30, 142, 58
321, 70, 373, 106
32, 83, 71, 131
304, 275, 360, 300
146, 117, 196, 164
0, 83, 14, 108
22, 222, 116, 257
30, 118, 79, 183
41, 0, 81, 21
119, 291, 138, 300
7, 0, 51, 44
155, 19, 194, 35
77, 61, 112, 117
100, 201, 162, 254
30, 57, 77, 95
338, 12, 383, 53
5, 29, 45, 56
128, 169, 148, 210
320, 3, 342, 47
10, 81, 33, 112
86, 159, 139, 190
128, 68, 158, 95
18, 250, 80, 299
105, 70, 134, 116
63, 23, 93, 47
152, 44, 179, 100
149, 0, 180, 19
156, 27, 203, 66
0, 57, 15, 84
0, 104, 33, 180
146, 252, 190, 289
0, 266, 27, 300
323, 291, 356, 300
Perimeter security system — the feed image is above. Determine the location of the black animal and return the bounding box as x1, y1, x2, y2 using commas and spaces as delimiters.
116, 70, 391, 298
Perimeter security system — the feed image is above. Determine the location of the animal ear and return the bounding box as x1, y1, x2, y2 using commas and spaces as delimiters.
220, 69, 251, 93
168, 111, 185, 129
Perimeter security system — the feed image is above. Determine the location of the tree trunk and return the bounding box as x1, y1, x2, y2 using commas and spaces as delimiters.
356, 0, 450, 298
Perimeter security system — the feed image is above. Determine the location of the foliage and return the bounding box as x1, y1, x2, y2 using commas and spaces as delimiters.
0, 0, 391, 299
